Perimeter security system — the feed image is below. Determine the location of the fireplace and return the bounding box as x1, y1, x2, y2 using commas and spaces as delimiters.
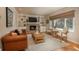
30, 26, 36, 31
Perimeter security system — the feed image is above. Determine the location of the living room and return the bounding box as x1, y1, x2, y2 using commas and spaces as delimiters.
0, 7, 79, 51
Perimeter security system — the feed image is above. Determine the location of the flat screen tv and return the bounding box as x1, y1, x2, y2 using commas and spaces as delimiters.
29, 17, 37, 22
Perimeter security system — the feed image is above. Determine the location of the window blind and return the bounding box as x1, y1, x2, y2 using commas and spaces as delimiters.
49, 10, 75, 20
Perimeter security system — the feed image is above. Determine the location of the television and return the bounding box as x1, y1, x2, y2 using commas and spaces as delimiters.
29, 17, 37, 22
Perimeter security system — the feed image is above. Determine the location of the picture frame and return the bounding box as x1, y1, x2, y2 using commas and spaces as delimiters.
6, 7, 13, 27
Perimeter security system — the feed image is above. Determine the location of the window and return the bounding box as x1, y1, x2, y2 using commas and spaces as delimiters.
55, 18, 65, 29
51, 17, 74, 32
50, 11, 75, 32
66, 17, 73, 30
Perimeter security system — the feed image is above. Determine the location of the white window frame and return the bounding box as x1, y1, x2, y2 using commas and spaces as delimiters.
65, 17, 75, 32
54, 19, 64, 31
52, 17, 75, 32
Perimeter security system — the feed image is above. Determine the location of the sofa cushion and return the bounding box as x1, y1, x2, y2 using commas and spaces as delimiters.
11, 32, 17, 36
14, 29, 20, 35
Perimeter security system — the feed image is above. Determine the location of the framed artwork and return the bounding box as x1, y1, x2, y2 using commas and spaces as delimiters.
6, 7, 13, 27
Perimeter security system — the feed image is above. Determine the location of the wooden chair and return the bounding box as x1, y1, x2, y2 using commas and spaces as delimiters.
61, 27, 68, 42
56, 27, 68, 42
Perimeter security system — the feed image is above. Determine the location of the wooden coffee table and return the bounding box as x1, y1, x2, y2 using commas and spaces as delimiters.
32, 33, 44, 44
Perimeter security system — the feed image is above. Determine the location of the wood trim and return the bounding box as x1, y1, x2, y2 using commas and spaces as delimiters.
49, 10, 75, 20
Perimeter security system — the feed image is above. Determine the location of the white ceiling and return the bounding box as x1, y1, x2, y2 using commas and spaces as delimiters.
15, 7, 63, 16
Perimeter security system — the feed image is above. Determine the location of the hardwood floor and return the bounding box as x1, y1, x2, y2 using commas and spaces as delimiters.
46, 32, 79, 51
55, 40, 79, 51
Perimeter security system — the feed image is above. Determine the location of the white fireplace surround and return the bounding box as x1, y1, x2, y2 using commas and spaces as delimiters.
27, 23, 39, 32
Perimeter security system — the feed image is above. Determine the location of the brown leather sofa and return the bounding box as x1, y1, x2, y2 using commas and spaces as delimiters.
1, 30, 27, 51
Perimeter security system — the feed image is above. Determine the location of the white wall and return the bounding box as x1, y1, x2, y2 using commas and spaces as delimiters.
0, 7, 17, 37
0, 7, 17, 49
48, 7, 79, 43
17, 14, 46, 32
17, 14, 40, 29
